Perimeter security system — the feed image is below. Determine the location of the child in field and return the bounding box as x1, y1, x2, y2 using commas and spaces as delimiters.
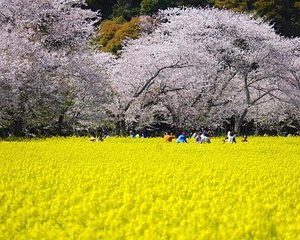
242, 135, 248, 142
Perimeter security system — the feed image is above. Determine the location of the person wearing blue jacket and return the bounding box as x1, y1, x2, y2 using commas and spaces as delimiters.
176, 133, 188, 143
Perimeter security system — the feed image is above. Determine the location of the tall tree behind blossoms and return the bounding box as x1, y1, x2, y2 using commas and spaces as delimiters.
110, 8, 298, 134
211, 0, 300, 37
86, 0, 298, 37
0, 0, 113, 136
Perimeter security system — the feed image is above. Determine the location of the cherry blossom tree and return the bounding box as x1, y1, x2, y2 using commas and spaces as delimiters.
1, 2, 298, 136
0, 0, 112, 136
268, 38, 300, 134
110, 8, 299, 134
279, 38, 300, 110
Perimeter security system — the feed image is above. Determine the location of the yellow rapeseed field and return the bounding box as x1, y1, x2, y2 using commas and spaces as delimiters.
0, 137, 299, 240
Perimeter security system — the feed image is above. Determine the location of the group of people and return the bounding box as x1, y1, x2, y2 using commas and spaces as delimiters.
129, 130, 147, 138
89, 128, 248, 143
164, 130, 211, 144
222, 131, 248, 143
164, 130, 248, 144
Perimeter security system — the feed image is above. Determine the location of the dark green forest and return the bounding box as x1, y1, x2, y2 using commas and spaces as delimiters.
87, 0, 300, 38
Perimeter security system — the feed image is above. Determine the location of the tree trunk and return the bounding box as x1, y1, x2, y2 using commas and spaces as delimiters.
11, 117, 25, 137
115, 114, 126, 136
57, 114, 64, 136
235, 74, 251, 135
235, 108, 248, 135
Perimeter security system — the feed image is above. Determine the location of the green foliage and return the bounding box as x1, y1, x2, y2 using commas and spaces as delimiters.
211, 0, 255, 12
86, 0, 118, 18
253, 0, 300, 37
211, 0, 300, 37
174, 0, 209, 6
140, 0, 169, 14
112, 0, 140, 20
97, 17, 141, 54
87, 0, 210, 19
140, 0, 159, 14
87, 0, 299, 37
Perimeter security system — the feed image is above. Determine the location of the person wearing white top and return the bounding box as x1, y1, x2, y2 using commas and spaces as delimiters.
228, 132, 236, 143
227, 131, 231, 138
222, 130, 236, 143
200, 133, 210, 143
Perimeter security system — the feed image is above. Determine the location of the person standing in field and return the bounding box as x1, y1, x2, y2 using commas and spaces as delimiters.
176, 132, 188, 143
227, 130, 231, 139
228, 131, 237, 143
222, 130, 236, 143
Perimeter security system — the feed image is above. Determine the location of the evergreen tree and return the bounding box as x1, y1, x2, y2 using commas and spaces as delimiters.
212, 0, 300, 37
254, 0, 300, 37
